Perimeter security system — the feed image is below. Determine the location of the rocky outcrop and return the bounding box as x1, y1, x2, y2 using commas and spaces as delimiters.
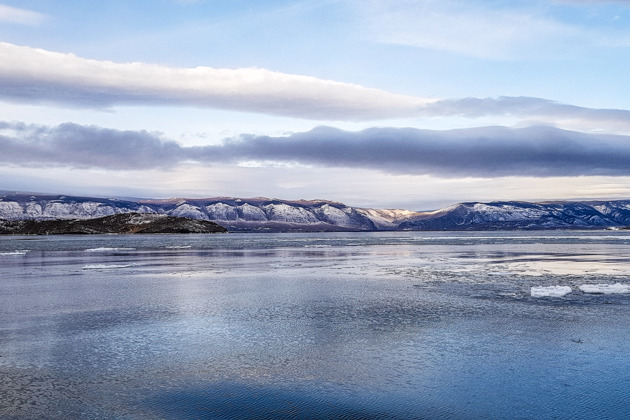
0, 213, 227, 235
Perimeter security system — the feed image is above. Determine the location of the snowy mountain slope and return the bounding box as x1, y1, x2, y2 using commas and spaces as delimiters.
354, 208, 422, 230
399, 201, 630, 230
2, 192, 630, 231
0, 193, 154, 220
139, 197, 382, 231
0, 193, 382, 231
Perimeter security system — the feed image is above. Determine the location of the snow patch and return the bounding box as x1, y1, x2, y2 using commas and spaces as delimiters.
238, 203, 267, 221
169, 204, 206, 220
0, 201, 24, 219
128, 214, 163, 224
356, 208, 415, 229
319, 204, 352, 225
264, 204, 319, 223
26, 203, 43, 217
205, 203, 238, 221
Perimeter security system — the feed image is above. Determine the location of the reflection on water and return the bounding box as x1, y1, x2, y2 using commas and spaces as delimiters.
1, 231, 630, 418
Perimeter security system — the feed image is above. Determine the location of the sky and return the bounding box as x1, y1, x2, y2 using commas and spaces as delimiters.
1, 0, 630, 210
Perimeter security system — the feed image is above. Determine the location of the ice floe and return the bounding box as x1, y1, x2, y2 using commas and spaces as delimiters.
0, 250, 28, 256
507, 257, 630, 276
579, 283, 630, 294
85, 247, 135, 252
531, 285, 573, 298
82, 264, 135, 269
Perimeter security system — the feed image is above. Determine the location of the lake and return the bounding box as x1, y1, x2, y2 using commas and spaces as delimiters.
1, 231, 630, 419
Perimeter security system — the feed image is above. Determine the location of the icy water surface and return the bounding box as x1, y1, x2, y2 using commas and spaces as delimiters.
1, 231, 630, 419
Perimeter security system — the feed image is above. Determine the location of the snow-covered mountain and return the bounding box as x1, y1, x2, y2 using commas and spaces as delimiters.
0, 192, 420, 232
398, 201, 630, 230
2, 192, 630, 231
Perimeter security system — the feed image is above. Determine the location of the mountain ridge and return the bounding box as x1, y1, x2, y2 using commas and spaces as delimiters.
1, 192, 630, 231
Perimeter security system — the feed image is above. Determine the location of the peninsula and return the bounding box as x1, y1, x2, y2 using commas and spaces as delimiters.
0, 213, 227, 235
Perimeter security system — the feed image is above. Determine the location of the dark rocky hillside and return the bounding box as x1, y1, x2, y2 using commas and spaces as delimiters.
0, 213, 227, 235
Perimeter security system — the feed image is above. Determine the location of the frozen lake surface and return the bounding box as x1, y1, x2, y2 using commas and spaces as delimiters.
2, 231, 630, 419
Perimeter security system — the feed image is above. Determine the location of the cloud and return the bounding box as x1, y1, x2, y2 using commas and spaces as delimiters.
0, 42, 429, 121
0, 122, 183, 170
0, 4, 46, 25
3, 121, 630, 178
424, 96, 630, 132
1, 41, 630, 131
2, 42, 629, 131
202, 125, 630, 177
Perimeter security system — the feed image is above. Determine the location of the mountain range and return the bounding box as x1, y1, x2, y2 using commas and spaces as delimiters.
1, 192, 630, 231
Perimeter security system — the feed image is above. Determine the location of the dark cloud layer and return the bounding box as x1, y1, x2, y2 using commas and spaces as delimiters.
2, 121, 630, 177
0, 122, 183, 170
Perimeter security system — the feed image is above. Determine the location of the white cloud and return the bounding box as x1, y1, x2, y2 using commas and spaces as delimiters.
0, 4, 46, 25
0, 42, 431, 121
2, 42, 630, 131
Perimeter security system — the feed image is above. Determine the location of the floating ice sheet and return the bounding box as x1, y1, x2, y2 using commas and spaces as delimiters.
0, 250, 28, 256
85, 247, 135, 252
82, 264, 135, 269
507, 257, 630, 276
579, 283, 630, 294
531, 285, 573, 298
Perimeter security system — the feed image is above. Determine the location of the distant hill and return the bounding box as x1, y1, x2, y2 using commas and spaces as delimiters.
1, 192, 630, 231
0, 213, 227, 235
398, 201, 630, 230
